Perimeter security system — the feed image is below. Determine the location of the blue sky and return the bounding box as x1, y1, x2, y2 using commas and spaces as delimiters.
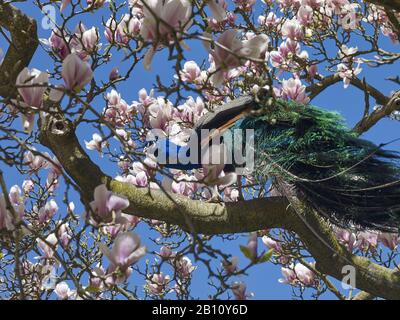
1, 0, 399, 300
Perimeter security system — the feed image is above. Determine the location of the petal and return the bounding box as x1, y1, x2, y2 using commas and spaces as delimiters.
126, 245, 146, 265
106, 194, 130, 213
143, 47, 156, 71
208, 0, 226, 21
112, 232, 140, 264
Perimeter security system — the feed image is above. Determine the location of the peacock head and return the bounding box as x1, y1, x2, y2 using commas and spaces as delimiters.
250, 85, 275, 116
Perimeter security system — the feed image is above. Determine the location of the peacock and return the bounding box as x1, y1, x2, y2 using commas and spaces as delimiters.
156, 92, 400, 232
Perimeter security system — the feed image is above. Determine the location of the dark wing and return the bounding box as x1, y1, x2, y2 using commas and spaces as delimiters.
194, 96, 256, 146
194, 95, 255, 131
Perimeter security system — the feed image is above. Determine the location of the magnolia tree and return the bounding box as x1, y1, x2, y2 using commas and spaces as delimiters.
0, 0, 399, 300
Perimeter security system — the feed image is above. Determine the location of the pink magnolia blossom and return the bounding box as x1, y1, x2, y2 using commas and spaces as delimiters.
114, 129, 135, 149
38, 199, 59, 223
16, 68, 48, 109
231, 282, 253, 300
132, 159, 155, 176
258, 12, 279, 27
226, 12, 237, 25
9, 185, 23, 206
106, 89, 122, 105
104, 18, 118, 43
141, 0, 192, 70
281, 19, 304, 40
81, 26, 99, 53
22, 180, 34, 194
90, 265, 113, 289
294, 263, 316, 286
307, 64, 318, 79
177, 96, 205, 124
140, 0, 192, 43
159, 246, 174, 260
279, 263, 316, 286
280, 78, 310, 103
117, 172, 148, 188
54, 282, 75, 300
106, 15, 141, 45
175, 256, 196, 279
85, 133, 107, 155
147, 97, 175, 130
279, 267, 297, 285
23, 149, 51, 172
103, 90, 133, 126
337, 62, 362, 89
378, 232, 399, 251
222, 256, 239, 274
57, 222, 72, 247
46, 30, 70, 60
146, 273, 170, 295
297, 5, 314, 25
171, 174, 198, 197
334, 227, 357, 251
102, 212, 139, 238
270, 39, 308, 70
7, 186, 25, 220
302, 0, 324, 8
206, 30, 269, 86
338, 3, 360, 30
44, 24, 96, 61
100, 232, 146, 282
132, 88, 156, 115
278, 0, 301, 9
179, 61, 202, 83
262, 235, 282, 252
61, 53, 93, 91
89, 184, 130, 222
381, 25, 399, 43
356, 231, 378, 251
208, 0, 227, 21
37, 234, 58, 260
339, 44, 358, 60
46, 171, 59, 193
246, 232, 258, 260
199, 143, 237, 189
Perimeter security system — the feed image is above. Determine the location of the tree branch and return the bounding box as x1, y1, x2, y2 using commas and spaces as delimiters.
353, 90, 400, 134
365, 0, 400, 12
0, 2, 39, 98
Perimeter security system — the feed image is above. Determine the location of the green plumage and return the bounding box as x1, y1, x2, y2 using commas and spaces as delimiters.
239, 99, 400, 232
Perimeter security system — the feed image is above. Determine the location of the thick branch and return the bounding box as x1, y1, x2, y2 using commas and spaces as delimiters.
364, 0, 400, 12
38, 115, 400, 300
353, 91, 400, 134
0, 2, 39, 98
